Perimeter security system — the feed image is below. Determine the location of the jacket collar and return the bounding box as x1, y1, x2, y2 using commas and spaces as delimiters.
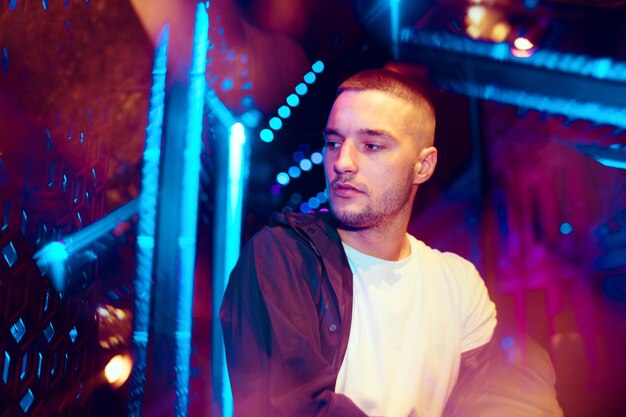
269, 211, 353, 364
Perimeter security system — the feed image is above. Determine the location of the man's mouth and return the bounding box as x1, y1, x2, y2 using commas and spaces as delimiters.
331, 181, 365, 197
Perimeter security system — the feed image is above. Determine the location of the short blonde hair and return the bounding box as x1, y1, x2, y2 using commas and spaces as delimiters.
338, 69, 436, 145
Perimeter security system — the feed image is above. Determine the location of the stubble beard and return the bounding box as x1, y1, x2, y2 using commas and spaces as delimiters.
329, 168, 415, 230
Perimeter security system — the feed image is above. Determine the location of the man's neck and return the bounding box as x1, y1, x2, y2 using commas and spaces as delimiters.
337, 221, 411, 261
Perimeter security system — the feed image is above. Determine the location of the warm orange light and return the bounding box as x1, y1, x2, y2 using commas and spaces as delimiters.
491, 22, 510, 43
104, 354, 133, 389
467, 5, 486, 25
510, 48, 533, 58
513, 37, 534, 51
467, 25, 481, 39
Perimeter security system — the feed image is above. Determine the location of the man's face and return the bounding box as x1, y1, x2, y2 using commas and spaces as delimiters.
323, 90, 427, 229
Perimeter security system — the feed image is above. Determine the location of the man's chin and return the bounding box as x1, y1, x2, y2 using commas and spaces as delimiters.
330, 208, 372, 230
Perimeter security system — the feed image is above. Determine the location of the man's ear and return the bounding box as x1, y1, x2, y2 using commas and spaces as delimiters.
414, 146, 437, 185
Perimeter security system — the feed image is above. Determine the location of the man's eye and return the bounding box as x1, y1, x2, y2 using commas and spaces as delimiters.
365, 143, 382, 151
326, 141, 340, 149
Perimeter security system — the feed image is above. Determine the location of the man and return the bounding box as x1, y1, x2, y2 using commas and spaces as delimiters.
220, 69, 561, 417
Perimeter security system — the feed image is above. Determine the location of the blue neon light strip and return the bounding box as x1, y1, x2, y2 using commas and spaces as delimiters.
390, 0, 401, 60
175, 3, 209, 416
576, 144, 626, 170
401, 28, 626, 83
33, 199, 139, 292
218, 123, 247, 417
206, 89, 236, 127
127, 23, 169, 417
443, 78, 626, 129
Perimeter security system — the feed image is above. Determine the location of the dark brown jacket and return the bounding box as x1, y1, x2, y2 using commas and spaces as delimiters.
220, 212, 562, 417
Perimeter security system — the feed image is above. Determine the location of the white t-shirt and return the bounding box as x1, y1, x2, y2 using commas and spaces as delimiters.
335, 234, 497, 417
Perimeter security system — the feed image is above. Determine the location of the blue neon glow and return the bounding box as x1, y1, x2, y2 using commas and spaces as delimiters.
175, 4, 209, 416
206, 90, 236, 127
317, 191, 328, 203
292, 151, 304, 162
2, 241, 17, 269
34, 200, 139, 286
447, 80, 626, 129
300, 202, 312, 213
390, 0, 401, 59
295, 83, 308, 95
269, 117, 283, 131
594, 157, 626, 170
286, 94, 300, 107
128, 22, 169, 417
278, 105, 291, 119
524, 0, 539, 9
303, 72, 316, 84
312, 60, 325, 73
270, 184, 281, 196
311, 152, 323, 164
299, 159, 312, 171
42, 0, 47, 10
221, 78, 234, 91
500, 337, 514, 349
308, 197, 321, 209
260, 129, 274, 143
240, 109, 261, 128
277, 172, 290, 185
576, 143, 626, 169
403, 28, 626, 83
290, 193, 303, 204
228, 123, 247, 218
2, 351, 9, 383
560, 222, 573, 235
241, 95, 254, 108
288, 166, 301, 178
9, 0, 16, 9
2, 48, 8, 71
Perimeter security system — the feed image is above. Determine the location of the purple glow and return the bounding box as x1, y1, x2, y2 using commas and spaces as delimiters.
270, 184, 282, 196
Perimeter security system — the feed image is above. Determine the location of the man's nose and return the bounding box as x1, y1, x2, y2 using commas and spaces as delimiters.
334, 141, 358, 174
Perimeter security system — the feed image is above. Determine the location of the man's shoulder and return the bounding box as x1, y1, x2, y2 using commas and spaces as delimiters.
246, 210, 339, 250
267, 210, 335, 230
409, 235, 475, 272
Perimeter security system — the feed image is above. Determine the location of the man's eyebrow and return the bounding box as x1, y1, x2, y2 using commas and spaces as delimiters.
359, 128, 397, 141
323, 128, 342, 138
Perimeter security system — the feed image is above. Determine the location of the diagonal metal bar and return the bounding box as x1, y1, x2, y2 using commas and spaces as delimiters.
127, 22, 170, 417
174, 3, 209, 416
398, 28, 626, 128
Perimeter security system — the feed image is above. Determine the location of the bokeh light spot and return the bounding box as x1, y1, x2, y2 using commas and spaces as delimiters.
312, 60, 325, 73
269, 117, 283, 131
300, 159, 312, 171
278, 105, 291, 119
288, 166, 301, 178
292, 151, 305, 162
260, 129, 274, 143
560, 222, 573, 235
303, 71, 316, 84
276, 172, 290, 186
270, 184, 282, 196
300, 202, 312, 213
104, 354, 133, 389
295, 83, 308, 95
308, 197, 321, 209
311, 152, 324, 164
220, 78, 234, 91
286, 94, 300, 107
290, 193, 303, 204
